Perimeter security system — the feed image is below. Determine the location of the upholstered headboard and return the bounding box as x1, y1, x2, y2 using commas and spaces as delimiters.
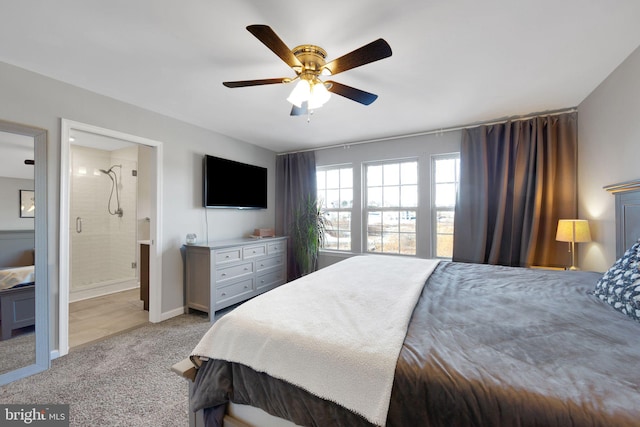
0, 230, 35, 267
605, 179, 640, 258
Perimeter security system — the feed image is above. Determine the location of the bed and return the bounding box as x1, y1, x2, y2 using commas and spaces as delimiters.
0, 265, 36, 341
0, 230, 36, 341
175, 181, 640, 427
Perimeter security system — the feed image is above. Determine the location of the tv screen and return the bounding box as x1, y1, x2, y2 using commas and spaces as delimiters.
203, 155, 267, 209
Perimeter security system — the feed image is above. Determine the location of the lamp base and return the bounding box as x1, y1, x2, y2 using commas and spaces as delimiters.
568, 265, 579, 271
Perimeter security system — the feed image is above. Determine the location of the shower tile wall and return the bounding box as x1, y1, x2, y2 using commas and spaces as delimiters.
70, 145, 138, 293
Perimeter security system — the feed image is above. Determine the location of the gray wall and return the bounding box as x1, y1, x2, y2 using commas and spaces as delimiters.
578, 45, 640, 272
0, 61, 276, 352
0, 177, 34, 230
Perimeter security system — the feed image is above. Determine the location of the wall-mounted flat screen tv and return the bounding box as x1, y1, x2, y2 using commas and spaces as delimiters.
203, 154, 267, 209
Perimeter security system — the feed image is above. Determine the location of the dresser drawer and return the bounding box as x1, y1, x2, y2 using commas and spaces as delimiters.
256, 268, 285, 291
216, 261, 253, 282
214, 248, 242, 264
216, 278, 254, 304
243, 244, 266, 259
267, 241, 285, 255
256, 254, 284, 272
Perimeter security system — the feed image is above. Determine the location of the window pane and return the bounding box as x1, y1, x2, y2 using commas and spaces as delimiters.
436, 234, 454, 258
401, 162, 418, 184
316, 170, 326, 190
340, 168, 352, 188
399, 233, 416, 255
435, 183, 456, 207
400, 212, 416, 232
401, 185, 418, 207
383, 211, 400, 232
317, 166, 353, 253
326, 169, 340, 189
436, 210, 453, 231
318, 192, 328, 210
368, 211, 382, 228
383, 186, 400, 207
367, 165, 382, 186
340, 188, 353, 208
382, 233, 400, 253
368, 187, 382, 207
365, 160, 419, 256
383, 163, 400, 185
435, 158, 456, 183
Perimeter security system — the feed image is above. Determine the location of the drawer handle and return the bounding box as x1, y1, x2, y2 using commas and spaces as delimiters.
260, 263, 264, 267
244, 267, 249, 271
225, 255, 230, 259
244, 285, 249, 289
221, 292, 226, 297
221, 273, 227, 277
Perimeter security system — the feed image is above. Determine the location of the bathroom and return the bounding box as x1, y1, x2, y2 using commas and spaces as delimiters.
67, 131, 153, 345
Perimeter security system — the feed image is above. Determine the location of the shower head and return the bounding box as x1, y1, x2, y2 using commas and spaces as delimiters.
100, 165, 122, 174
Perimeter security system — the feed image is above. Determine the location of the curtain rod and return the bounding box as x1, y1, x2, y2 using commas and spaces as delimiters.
277, 107, 578, 155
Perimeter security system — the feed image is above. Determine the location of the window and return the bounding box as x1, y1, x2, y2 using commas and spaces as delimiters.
365, 160, 418, 255
317, 166, 353, 251
432, 154, 460, 258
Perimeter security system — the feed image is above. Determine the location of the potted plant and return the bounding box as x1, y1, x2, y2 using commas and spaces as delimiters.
290, 195, 329, 277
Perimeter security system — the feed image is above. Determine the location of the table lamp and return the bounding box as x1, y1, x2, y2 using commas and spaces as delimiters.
556, 219, 591, 270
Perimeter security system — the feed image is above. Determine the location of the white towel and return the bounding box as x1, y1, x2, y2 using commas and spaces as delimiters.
191, 255, 440, 426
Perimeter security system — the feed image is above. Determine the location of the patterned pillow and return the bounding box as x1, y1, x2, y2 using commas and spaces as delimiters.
593, 240, 640, 322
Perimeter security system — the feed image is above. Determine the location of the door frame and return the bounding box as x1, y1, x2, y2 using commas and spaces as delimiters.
0, 119, 49, 385
58, 119, 163, 357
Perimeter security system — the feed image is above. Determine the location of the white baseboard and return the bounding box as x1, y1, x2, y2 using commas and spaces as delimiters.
69, 279, 139, 303
160, 306, 186, 322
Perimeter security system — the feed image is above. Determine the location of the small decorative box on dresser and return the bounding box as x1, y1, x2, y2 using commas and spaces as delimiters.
184, 237, 287, 319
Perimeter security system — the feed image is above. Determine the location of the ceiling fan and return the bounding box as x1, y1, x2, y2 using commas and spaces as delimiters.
223, 25, 392, 116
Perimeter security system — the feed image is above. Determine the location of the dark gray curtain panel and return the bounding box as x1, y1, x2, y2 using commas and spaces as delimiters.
452, 112, 577, 267
275, 151, 317, 280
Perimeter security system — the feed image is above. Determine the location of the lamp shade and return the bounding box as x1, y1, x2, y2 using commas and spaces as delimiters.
287, 79, 331, 110
308, 81, 331, 109
286, 79, 311, 108
556, 219, 591, 243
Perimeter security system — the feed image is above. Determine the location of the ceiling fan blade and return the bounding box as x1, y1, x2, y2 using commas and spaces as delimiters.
323, 39, 392, 75
247, 25, 302, 69
223, 78, 288, 88
326, 81, 378, 105
290, 101, 308, 116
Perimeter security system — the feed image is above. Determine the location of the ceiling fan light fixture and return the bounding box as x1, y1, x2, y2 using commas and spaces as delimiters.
308, 81, 331, 110
286, 79, 310, 108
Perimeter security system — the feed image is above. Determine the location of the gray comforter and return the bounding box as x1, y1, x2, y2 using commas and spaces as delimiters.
191, 261, 640, 426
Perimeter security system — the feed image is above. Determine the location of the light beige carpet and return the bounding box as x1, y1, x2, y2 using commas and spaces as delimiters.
0, 312, 217, 426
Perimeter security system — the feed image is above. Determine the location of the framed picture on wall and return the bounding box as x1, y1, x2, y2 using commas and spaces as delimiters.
20, 189, 35, 218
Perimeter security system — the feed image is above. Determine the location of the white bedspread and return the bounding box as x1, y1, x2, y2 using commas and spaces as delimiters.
0, 265, 35, 290
191, 255, 440, 426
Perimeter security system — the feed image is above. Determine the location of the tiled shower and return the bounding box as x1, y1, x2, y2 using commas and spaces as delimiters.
69, 145, 138, 302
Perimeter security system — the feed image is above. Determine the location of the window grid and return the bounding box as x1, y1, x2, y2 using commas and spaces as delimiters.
365, 160, 418, 255
432, 154, 460, 259
317, 166, 353, 251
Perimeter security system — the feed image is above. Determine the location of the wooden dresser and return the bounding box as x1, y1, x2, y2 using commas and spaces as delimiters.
183, 237, 287, 319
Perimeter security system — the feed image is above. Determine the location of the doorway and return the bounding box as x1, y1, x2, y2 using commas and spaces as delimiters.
59, 119, 163, 357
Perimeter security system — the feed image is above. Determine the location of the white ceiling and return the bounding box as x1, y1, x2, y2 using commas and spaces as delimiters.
1, 1, 639, 154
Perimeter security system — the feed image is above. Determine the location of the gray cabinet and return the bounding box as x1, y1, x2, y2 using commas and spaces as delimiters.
184, 237, 287, 319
